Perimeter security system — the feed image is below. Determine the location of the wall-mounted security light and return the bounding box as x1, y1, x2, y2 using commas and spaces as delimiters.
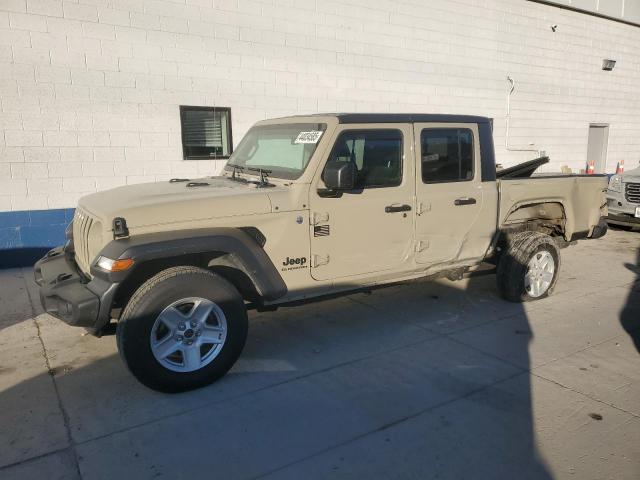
602, 59, 616, 71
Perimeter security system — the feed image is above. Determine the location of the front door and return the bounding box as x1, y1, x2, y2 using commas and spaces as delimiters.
309, 124, 415, 281
413, 123, 494, 265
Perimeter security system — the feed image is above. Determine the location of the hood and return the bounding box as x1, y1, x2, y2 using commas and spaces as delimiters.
620, 166, 640, 182
79, 176, 275, 230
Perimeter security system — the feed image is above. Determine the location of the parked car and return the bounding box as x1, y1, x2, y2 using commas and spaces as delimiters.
606, 165, 640, 230
34, 114, 608, 392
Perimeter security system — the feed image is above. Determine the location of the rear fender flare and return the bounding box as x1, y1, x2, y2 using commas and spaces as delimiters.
502, 200, 571, 239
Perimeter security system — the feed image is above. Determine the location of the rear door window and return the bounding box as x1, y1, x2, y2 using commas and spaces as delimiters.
421, 128, 474, 183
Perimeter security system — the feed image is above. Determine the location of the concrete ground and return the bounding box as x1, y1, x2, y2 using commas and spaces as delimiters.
0, 229, 639, 480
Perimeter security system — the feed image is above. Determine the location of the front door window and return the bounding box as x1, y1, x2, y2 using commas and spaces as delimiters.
325, 129, 403, 189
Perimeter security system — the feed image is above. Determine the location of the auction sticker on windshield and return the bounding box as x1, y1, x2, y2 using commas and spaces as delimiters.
294, 131, 323, 144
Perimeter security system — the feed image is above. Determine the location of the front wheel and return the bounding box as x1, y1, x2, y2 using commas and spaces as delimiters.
496, 232, 560, 302
116, 266, 248, 393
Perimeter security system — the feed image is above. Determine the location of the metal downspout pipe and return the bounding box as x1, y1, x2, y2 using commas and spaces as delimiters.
505, 76, 542, 156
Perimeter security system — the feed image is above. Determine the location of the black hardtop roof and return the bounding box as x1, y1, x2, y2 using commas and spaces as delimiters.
269, 113, 492, 124
334, 113, 492, 124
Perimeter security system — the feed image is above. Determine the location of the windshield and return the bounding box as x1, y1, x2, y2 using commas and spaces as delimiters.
225, 123, 327, 180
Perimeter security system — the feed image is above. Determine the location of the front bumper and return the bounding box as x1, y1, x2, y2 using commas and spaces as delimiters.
34, 246, 116, 333
606, 190, 639, 216
606, 212, 640, 228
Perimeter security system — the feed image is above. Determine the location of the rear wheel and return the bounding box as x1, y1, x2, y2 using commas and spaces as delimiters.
496, 232, 560, 302
116, 266, 247, 393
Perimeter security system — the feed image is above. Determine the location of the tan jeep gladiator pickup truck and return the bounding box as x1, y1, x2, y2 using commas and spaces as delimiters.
34, 114, 608, 392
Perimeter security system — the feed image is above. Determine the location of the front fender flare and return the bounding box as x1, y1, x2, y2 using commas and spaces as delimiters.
92, 227, 287, 301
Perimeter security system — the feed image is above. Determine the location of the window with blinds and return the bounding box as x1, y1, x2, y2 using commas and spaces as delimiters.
180, 106, 232, 160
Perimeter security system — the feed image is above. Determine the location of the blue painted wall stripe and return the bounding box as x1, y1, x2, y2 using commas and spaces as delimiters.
0, 208, 75, 250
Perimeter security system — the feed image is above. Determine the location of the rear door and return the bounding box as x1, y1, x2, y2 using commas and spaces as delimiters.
413, 123, 496, 265
309, 123, 415, 280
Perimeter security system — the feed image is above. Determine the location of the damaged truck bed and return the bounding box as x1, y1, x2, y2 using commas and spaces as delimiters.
497, 156, 607, 242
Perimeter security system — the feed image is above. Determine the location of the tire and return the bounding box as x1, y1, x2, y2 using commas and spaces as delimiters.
116, 266, 248, 393
496, 231, 560, 303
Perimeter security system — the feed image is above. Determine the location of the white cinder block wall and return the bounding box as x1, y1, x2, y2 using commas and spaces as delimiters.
1, 0, 640, 213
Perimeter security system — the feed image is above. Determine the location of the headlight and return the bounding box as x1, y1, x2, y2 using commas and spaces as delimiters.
608, 175, 622, 192
96, 256, 134, 272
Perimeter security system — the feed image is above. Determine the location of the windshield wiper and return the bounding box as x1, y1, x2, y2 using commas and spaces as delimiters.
246, 167, 274, 187
227, 163, 248, 182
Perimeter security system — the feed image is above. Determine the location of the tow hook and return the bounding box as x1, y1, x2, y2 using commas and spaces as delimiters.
54, 273, 72, 283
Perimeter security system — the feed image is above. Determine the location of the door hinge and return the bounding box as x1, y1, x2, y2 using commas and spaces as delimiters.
417, 202, 431, 215
311, 254, 330, 267
415, 240, 429, 252
312, 212, 330, 225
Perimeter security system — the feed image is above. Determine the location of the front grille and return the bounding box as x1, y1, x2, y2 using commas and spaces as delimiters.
625, 182, 640, 204
73, 207, 95, 274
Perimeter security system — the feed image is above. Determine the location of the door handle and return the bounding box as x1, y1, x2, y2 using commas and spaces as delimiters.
385, 204, 412, 213
454, 197, 476, 206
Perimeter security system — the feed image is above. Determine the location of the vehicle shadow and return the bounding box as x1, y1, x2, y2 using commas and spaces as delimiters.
0, 248, 50, 269
620, 247, 640, 353
0, 267, 42, 334
0, 264, 555, 479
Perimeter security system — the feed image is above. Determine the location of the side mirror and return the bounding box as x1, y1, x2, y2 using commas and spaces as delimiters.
323, 161, 356, 191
